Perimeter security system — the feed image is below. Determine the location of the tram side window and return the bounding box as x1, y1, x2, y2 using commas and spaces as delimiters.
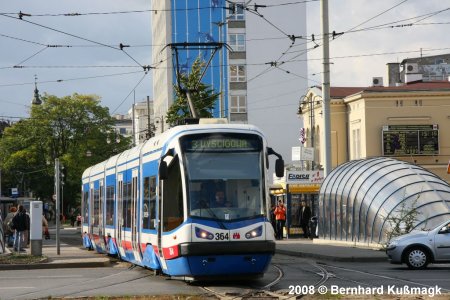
93, 188, 100, 226
163, 157, 184, 231
122, 182, 132, 228
143, 176, 157, 230
105, 185, 114, 226
83, 190, 89, 223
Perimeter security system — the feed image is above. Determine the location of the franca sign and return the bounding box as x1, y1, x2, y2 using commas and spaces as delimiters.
286, 171, 324, 184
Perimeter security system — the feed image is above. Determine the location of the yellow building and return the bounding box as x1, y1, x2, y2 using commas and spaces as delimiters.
301, 81, 450, 183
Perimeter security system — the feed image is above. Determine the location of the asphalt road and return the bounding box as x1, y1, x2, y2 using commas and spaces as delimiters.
2, 231, 449, 299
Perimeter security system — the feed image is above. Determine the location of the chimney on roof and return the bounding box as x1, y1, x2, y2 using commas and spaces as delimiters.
386, 63, 401, 86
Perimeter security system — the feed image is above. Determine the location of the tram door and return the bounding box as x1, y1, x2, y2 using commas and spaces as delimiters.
98, 180, 106, 250
157, 179, 167, 270
116, 174, 125, 258
89, 183, 94, 242
131, 169, 142, 262
158, 156, 183, 270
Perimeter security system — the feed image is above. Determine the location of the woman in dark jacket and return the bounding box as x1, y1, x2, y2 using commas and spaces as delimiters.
12, 205, 28, 252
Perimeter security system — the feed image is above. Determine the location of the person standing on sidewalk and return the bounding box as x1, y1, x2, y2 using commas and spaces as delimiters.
299, 200, 311, 238
4, 206, 16, 247
274, 200, 286, 240
42, 214, 50, 239
11, 205, 28, 252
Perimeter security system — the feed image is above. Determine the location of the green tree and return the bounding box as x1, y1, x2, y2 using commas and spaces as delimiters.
166, 57, 221, 125
384, 191, 426, 244
0, 93, 130, 212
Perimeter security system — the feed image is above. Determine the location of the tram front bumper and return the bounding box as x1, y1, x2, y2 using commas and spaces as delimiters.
179, 240, 276, 256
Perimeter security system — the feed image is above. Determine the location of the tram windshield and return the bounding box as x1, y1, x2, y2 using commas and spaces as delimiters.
181, 133, 265, 221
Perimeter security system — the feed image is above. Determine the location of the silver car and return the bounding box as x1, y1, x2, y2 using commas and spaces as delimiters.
386, 220, 450, 269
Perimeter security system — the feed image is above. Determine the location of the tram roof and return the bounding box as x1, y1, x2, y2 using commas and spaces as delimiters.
82, 123, 266, 181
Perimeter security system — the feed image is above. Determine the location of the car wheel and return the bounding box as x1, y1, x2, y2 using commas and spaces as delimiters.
405, 247, 429, 269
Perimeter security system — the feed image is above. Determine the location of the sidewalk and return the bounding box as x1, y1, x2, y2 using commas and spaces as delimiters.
276, 238, 387, 262
1, 231, 387, 270
0, 226, 110, 270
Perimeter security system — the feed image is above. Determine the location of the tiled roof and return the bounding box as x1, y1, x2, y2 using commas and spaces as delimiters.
323, 81, 450, 98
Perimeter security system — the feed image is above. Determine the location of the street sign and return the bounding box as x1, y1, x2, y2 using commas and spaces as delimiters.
292, 147, 301, 161
300, 147, 314, 161
11, 188, 18, 197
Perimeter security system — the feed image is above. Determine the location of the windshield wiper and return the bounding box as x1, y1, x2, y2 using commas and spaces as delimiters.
199, 199, 227, 230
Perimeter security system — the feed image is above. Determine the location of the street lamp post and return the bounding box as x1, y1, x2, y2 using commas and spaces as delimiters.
299, 96, 318, 170
54, 158, 61, 255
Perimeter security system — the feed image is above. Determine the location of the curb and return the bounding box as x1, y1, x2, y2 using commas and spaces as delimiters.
0, 258, 111, 270
275, 249, 387, 263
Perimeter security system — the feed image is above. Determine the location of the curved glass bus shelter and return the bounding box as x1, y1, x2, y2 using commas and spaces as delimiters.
319, 157, 450, 244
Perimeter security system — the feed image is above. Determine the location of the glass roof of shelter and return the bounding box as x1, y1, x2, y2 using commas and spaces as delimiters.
319, 157, 450, 244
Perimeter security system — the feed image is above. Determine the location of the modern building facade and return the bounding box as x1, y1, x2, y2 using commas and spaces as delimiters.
151, 0, 248, 132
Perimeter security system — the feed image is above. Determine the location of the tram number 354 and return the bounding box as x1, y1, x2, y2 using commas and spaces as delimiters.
215, 233, 229, 240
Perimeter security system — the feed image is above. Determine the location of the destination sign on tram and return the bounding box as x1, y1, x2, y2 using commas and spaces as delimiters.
184, 135, 261, 151
382, 125, 439, 156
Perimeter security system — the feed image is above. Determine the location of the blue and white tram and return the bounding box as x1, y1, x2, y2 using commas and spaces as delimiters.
81, 122, 284, 280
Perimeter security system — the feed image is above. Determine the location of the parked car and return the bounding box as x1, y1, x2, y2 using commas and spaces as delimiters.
386, 220, 450, 269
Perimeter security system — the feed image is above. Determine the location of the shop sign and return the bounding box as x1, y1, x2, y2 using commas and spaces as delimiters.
286, 170, 324, 184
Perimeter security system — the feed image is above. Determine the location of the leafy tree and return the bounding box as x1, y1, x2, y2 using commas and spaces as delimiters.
166, 57, 221, 125
0, 93, 130, 212
0, 119, 11, 137
384, 191, 426, 244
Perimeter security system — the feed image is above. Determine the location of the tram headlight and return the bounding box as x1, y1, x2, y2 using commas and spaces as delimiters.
245, 226, 263, 239
195, 227, 214, 240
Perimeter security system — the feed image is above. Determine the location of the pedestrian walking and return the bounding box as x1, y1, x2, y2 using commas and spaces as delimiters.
42, 214, 50, 239
274, 200, 286, 240
4, 206, 16, 247
299, 200, 312, 238
76, 213, 82, 227
11, 205, 28, 252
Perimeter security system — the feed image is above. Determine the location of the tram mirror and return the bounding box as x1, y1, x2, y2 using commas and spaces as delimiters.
159, 161, 168, 180
267, 147, 285, 177
275, 158, 284, 178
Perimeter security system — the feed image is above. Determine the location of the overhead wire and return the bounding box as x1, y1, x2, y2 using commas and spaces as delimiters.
0, 12, 145, 68
2, 1, 449, 117
0, 70, 145, 87
0, 33, 47, 46
14, 46, 48, 66
0, 1, 318, 18
111, 71, 150, 114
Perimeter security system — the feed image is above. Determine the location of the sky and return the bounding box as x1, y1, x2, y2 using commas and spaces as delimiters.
1, 0, 450, 164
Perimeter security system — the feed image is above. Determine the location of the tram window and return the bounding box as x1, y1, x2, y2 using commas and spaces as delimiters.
163, 157, 184, 231
93, 188, 100, 226
143, 176, 157, 230
105, 186, 114, 226
83, 190, 89, 223
123, 182, 132, 228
